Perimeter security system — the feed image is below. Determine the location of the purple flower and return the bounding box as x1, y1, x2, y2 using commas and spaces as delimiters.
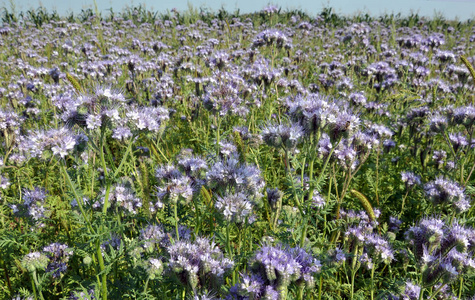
21, 127, 77, 159
401, 171, 421, 188
112, 126, 132, 140
261, 5, 279, 14
448, 132, 468, 152
452, 105, 475, 128
382, 139, 395, 152
358, 253, 373, 270
201, 71, 250, 116
95, 184, 142, 214
405, 217, 475, 288
43, 243, 73, 278
0, 175, 10, 189
233, 244, 321, 298
21, 251, 49, 272
252, 29, 292, 49
424, 177, 469, 213
317, 133, 332, 158
388, 216, 402, 233
364, 61, 397, 88
266, 188, 283, 211
331, 247, 347, 264
70, 288, 96, 300
311, 191, 326, 209
364, 233, 394, 264
215, 192, 254, 224
424, 33, 445, 48
401, 280, 421, 300
101, 234, 121, 253
146, 258, 163, 280
177, 155, 208, 177
406, 217, 445, 260
261, 123, 304, 149
429, 114, 447, 133
86, 114, 102, 130
210, 50, 230, 70
286, 93, 335, 135
328, 111, 360, 141
206, 157, 265, 201
435, 50, 456, 63
139, 224, 167, 250
166, 237, 233, 290
155, 164, 194, 205
432, 150, 447, 166
0, 109, 21, 134
126, 106, 169, 133
218, 140, 237, 158
11, 187, 49, 227
348, 92, 367, 106
238, 273, 265, 297
333, 142, 358, 171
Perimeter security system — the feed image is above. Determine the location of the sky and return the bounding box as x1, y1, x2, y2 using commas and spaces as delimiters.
3, 0, 475, 21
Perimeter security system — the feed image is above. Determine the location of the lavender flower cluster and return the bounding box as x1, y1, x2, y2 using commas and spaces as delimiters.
340, 209, 394, 269
10, 187, 49, 227
405, 217, 475, 288
22, 242, 72, 278
155, 154, 208, 206
424, 177, 470, 213
166, 236, 234, 291
229, 244, 320, 299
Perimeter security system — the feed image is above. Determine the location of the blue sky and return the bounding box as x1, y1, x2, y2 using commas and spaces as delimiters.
4, 0, 475, 20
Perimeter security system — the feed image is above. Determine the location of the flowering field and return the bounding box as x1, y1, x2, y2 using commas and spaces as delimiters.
1, 4, 475, 299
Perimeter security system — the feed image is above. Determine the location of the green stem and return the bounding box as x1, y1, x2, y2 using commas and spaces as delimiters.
458, 277, 464, 298
143, 277, 150, 294
285, 149, 304, 216
428, 283, 447, 300
399, 189, 410, 218
99, 134, 111, 216
300, 221, 308, 248
316, 137, 342, 186
375, 147, 380, 206
95, 239, 108, 300
226, 224, 232, 255
1, 258, 12, 295
307, 132, 318, 201
61, 160, 107, 300
113, 137, 134, 178
226, 224, 235, 285
443, 131, 457, 161
370, 266, 375, 300
297, 284, 304, 300
192, 197, 201, 235
152, 136, 169, 163
238, 226, 243, 256
215, 115, 221, 158
463, 161, 475, 186
318, 276, 323, 300
31, 270, 45, 300
350, 269, 356, 300
350, 245, 359, 300
30, 271, 38, 300
418, 286, 424, 300
174, 203, 180, 241
60, 161, 94, 234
